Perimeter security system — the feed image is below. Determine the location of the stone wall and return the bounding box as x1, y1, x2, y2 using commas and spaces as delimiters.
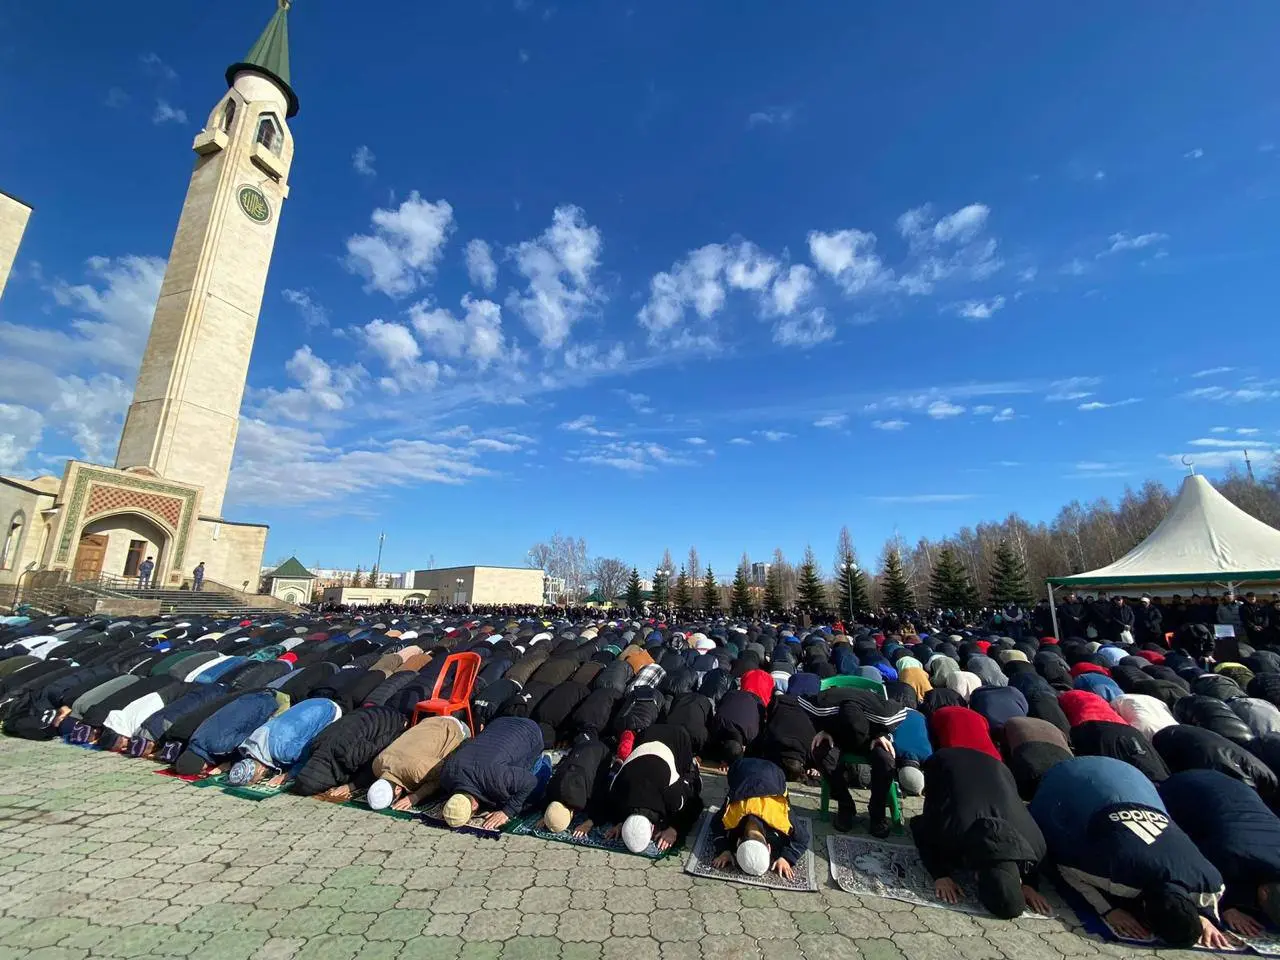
0, 190, 31, 302
187, 518, 268, 594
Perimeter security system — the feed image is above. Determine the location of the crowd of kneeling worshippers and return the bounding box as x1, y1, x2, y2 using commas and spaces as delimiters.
5, 611, 1280, 950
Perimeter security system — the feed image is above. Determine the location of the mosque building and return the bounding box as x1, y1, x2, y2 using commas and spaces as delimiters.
0, 2, 298, 600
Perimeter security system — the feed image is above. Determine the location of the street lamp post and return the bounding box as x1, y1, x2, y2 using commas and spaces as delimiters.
455, 577, 465, 606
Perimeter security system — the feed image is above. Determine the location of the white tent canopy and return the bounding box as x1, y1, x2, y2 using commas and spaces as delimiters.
1048, 473, 1280, 590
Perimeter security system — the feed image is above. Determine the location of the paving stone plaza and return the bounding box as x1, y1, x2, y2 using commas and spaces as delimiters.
0, 739, 1200, 960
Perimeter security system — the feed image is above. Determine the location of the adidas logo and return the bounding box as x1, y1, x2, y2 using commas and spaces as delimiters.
1108, 808, 1169, 844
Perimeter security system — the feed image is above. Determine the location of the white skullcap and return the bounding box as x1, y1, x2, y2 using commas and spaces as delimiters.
367, 779, 395, 811
735, 838, 770, 876
898, 766, 925, 796
621, 814, 653, 853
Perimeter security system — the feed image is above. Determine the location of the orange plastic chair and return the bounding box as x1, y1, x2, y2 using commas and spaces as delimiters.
411, 652, 482, 731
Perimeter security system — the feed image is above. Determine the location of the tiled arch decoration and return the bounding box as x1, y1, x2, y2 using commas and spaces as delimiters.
55, 467, 198, 567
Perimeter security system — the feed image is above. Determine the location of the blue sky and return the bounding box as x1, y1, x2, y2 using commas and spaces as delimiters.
2, 1, 1279, 578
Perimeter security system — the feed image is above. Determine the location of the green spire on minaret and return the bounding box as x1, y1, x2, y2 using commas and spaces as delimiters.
226, 0, 299, 117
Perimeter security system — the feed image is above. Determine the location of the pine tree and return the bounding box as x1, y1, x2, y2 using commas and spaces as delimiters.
928, 547, 972, 611
764, 563, 785, 614
880, 549, 914, 614
987, 539, 1033, 608
651, 566, 669, 608
366, 566, 380, 588
730, 563, 753, 616
701, 567, 719, 611
625, 567, 644, 611
673, 566, 693, 613
796, 545, 827, 612
353, 565, 364, 589
835, 548, 871, 623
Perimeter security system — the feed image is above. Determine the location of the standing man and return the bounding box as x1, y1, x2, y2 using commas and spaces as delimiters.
137, 555, 154, 589
193, 562, 206, 592
1135, 596, 1164, 647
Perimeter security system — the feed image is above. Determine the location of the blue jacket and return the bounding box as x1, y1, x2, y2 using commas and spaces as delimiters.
892, 709, 933, 765
186, 691, 280, 764
969, 686, 1028, 733
138, 683, 231, 742
1031, 757, 1223, 916
240, 698, 342, 772
439, 716, 543, 817
1160, 769, 1280, 909
193, 656, 248, 684
1074, 673, 1124, 703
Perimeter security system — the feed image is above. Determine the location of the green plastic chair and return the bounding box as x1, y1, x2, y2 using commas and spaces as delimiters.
816, 674, 904, 832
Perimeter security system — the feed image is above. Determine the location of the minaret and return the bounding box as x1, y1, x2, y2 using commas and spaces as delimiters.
114, 1, 298, 517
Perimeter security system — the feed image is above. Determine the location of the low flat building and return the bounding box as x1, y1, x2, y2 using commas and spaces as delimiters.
411, 565, 544, 606
320, 586, 432, 607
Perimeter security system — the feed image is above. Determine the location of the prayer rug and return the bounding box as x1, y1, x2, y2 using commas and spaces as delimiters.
827, 835, 1053, 920
222, 779, 290, 801
504, 811, 678, 860
1046, 865, 1246, 953
333, 792, 429, 822
153, 768, 217, 784
683, 810, 816, 891
417, 799, 506, 840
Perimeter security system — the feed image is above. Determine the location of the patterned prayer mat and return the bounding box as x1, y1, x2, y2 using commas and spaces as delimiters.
683, 810, 817, 891
417, 799, 506, 839
221, 779, 290, 801
827, 835, 1052, 920
505, 811, 678, 860
1046, 866, 1247, 953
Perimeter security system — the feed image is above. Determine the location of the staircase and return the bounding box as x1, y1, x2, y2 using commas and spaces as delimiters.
10, 573, 302, 619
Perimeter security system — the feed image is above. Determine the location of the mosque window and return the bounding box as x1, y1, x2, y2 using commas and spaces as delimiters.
255, 114, 282, 156
221, 99, 237, 133
0, 513, 24, 570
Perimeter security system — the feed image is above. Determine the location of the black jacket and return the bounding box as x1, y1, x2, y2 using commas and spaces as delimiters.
439, 716, 544, 817
293, 706, 406, 796
568, 687, 622, 740
663, 692, 713, 753
911, 748, 1047, 881
758, 694, 817, 771
1152, 724, 1277, 800
711, 689, 765, 748
603, 724, 703, 838
1070, 721, 1169, 783
547, 738, 613, 815
531, 681, 592, 740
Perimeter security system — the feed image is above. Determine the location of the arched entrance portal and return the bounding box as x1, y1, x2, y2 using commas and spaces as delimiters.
77, 512, 173, 586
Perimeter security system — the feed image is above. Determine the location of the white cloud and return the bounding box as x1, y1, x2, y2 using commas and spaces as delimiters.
746, 107, 795, 128
151, 100, 187, 125
465, 239, 498, 292
616, 390, 655, 415
814, 414, 847, 429
281, 289, 329, 328
1094, 170, 1106, 180
954, 295, 1006, 320
1061, 258, 1089, 276
1046, 377, 1101, 401
685, 436, 707, 445
140, 52, 178, 81
1184, 385, 1280, 403
992, 407, 1015, 422
769, 264, 813, 316
560, 415, 620, 438
562, 342, 626, 373
807, 229, 889, 295
363, 319, 421, 368
772, 308, 834, 348
228, 418, 495, 507
0, 403, 43, 473
571, 440, 691, 473
638, 240, 781, 347
872, 419, 908, 431
1238, 428, 1260, 435
1191, 366, 1235, 378
345, 192, 455, 298
1210, 426, 1229, 433
469, 438, 520, 453
869, 494, 977, 504
927, 400, 965, 419
509, 205, 603, 350
253, 346, 366, 421
1187, 437, 1272, 449
1100, 231, 1168, 256
352, 145, 377, 177
972, 405, 995, 415
757, 430, 792, 442
895, 203, 1001, 294
409, 294, 506, 369
728, 437, 752, 446
1184, 148, 1204, 159
1161, 449, 1263, 471
1078, 397, 1142, 411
